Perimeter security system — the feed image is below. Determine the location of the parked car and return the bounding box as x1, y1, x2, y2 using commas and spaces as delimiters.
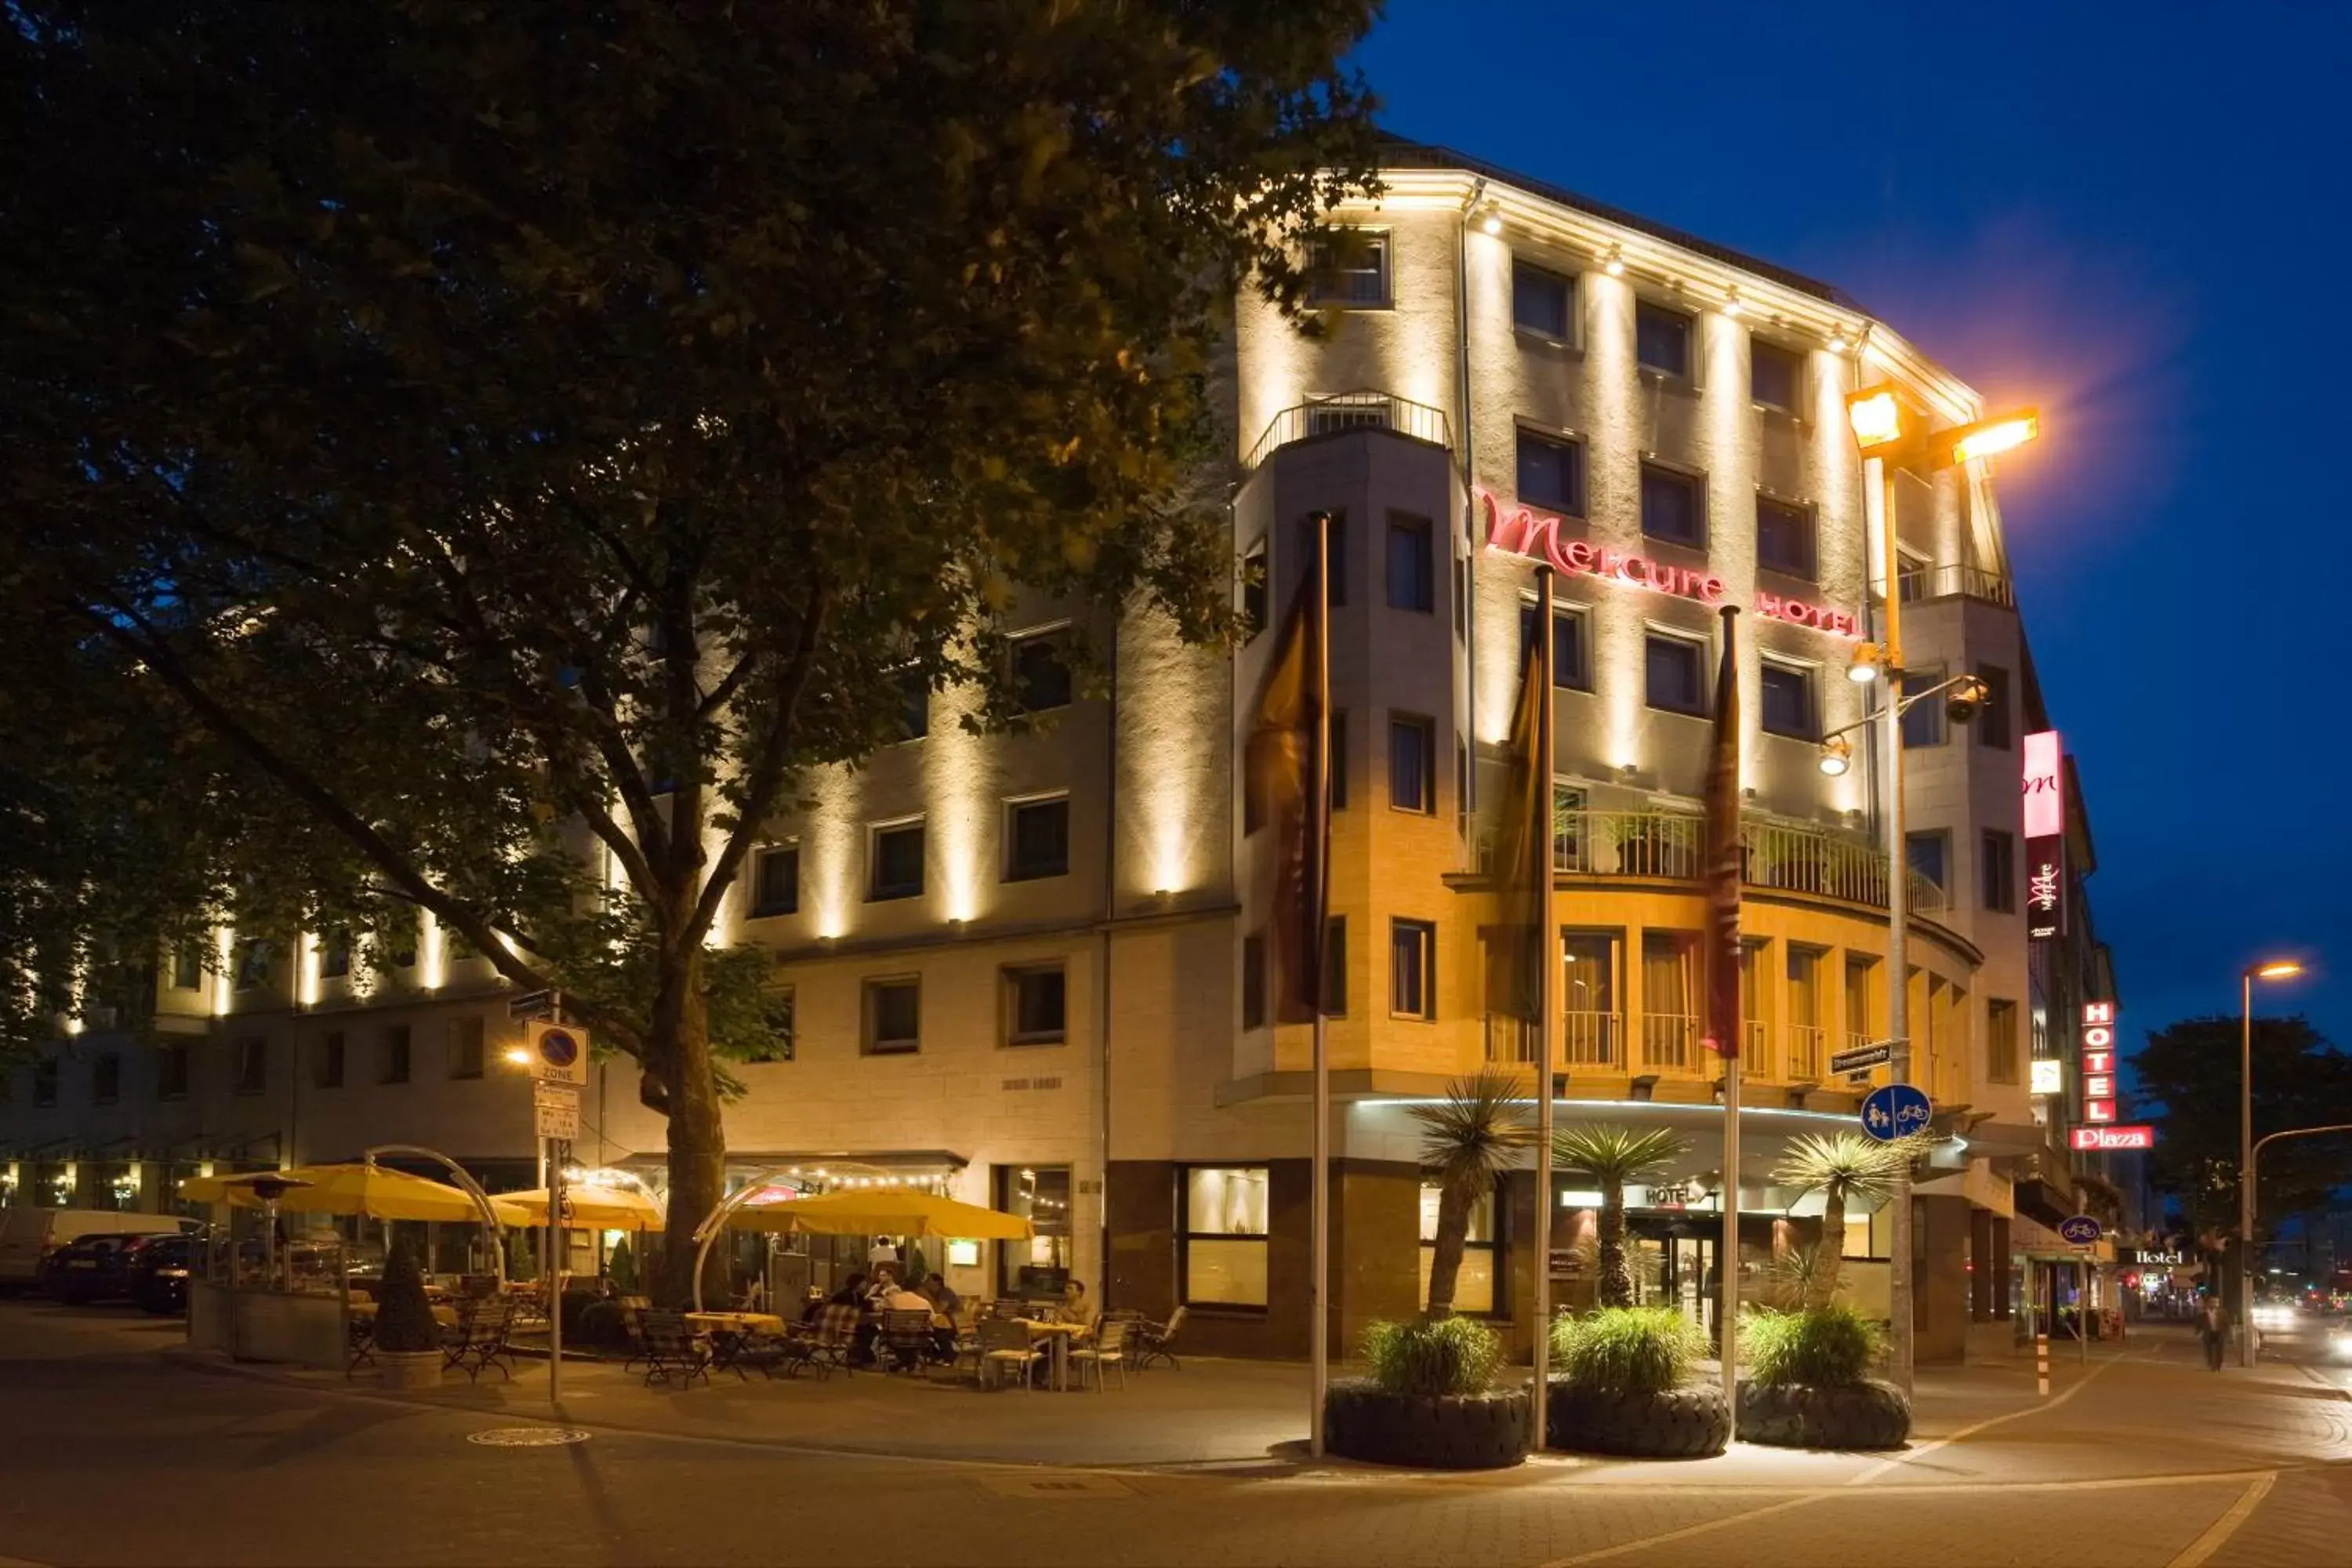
42, 1230, 182, 1305
132, 1234, 198, 1315
0, 1208, 195, 1291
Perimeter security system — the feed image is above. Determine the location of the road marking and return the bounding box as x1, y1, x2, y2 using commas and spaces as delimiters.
1846, 1351, 2123, 1485
2165, 1472, 2277, 1568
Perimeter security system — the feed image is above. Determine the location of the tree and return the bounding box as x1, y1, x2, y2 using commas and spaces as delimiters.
1772, 1132, 1916, 1310
0, 2, 1381, 1301
1552, 1125, 1688, 1309
2133, 1015, 2352, 1244
1406, 1073, 1531, 1319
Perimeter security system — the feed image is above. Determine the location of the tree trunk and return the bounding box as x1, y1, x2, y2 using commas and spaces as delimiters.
1597, 1174, 1632, 1308
1425, 1179, 1469, 1319
650, 951, 726, 1308
1809, 1185, 1846, 1310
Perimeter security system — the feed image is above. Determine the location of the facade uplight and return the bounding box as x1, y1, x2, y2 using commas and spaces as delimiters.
1846, 387, 1906, 452
1479, 208, 1502, 236
1603, 246, 1625, 277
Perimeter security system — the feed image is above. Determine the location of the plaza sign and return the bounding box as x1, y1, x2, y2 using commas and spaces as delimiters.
2069, 1124, 2152, 1152
1478, 488, 1858, 637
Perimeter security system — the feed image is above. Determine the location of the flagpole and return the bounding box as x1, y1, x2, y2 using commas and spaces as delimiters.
1531, 566, 1557, 1450
1708, 605, 1743, 1411
1308, 511, 1333, 1460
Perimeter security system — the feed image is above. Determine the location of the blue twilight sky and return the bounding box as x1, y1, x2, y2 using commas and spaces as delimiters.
1350, 0, 2352, 1058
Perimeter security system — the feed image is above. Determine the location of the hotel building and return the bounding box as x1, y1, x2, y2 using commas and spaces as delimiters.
2, 141, 2128, 1360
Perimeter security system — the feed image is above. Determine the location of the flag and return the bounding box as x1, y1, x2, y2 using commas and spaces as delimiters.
1486, 633, 1548, 1025
1246, 525, 1329, 1025
1701, 607, 1743, 1058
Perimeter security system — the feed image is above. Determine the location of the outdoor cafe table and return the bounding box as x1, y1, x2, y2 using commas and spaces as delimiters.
1012, 1319, 1086, 1391
684, 1311, 787, 1372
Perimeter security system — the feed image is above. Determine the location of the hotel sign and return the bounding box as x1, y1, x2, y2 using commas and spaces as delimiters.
1479, 488, 1859, 637
2071, 1125, 2153, 1152
2082, 1001, 2119, 1127
2024, 731, 2064, 942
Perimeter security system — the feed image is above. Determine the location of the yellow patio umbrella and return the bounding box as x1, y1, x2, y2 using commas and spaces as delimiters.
722, 1187, 1033, 1240
498, 1183, 665, 1229
177, 1163, 527, 1226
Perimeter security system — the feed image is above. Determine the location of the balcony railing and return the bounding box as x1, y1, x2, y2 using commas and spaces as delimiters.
1788, 1024, 1828, 1080
1542, 811, 1947, 916
1642, 1013, 1698, 1073
1476, 1013, 1851, 1083
1898, 563, 2016, 608
1743, 1020, 1773, 1080
1241, 390, 1454, 474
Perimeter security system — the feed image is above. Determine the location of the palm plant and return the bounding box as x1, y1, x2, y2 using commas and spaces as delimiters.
1552, 1126, 1689, 1308
1772, 1132, 1919, 1308
1406, 1073, 1532, 1318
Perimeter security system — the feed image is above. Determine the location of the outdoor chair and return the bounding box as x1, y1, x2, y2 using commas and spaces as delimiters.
1099, 1309, 1144, 1367
1132, 1305, 1187, 1370
1069, 1319, 1129, 1391
877, 1308, 935, 1374
346, 1315, 376, 1377
977, 1316, 1043, 1391
442, 1301, 516, 1382
787, 1303, 860, 1380
637, 1309, 712, 1388
726, 1327, 796, 1381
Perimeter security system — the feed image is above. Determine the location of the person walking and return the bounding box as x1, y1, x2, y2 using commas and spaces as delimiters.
2198, 1294, 2227, 1370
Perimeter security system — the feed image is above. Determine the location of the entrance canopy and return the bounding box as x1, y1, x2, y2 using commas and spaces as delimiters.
721, 1187, 1032, 1240
499, 1183, 664, 1229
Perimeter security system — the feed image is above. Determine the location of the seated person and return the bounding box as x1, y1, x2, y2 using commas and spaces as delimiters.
916, 1273, 961, 1356
1061, 1278, 1096, 1337
796, 1287, 826, 1327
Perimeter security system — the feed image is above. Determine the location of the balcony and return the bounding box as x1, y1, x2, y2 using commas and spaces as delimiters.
1241, 390, 1454, 474
1547, 810, 1947, 917
1898, 563, 2015, 608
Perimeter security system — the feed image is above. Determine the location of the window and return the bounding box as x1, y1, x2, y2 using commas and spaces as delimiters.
1453, 556, 1468, 640
1635, 299, 1692, 377
1386, 513, 1434, 612
1418, 1181, 1497, 1316
448, 1017, 484, 1080
234, 1037, 267, 1096
1644, 633, 1705, 715
869, 820, 925, 902
1515, 429, 1584, 515
1981, 830, 2016, 913
1457, 736, 1470, 842
1639, 463, 1705, 547
1307, 229, 1388, 307
1843, 956, 1875, 1043
1388, 714, 1436, 814
1751, 339, 1801, 412
897, 666, 931, 741
1298, 512, 1347, 606
1975, 664, 2013, 750
1182, 1166, 1270, 1308
1756, 496, 1817, 579
1006, 797, 1071, 881
995, 1165, 1074, 1296
319, 938, 351, 980
1391, 919, 1437, 1020
380, 1025, 411, 1086
751, 843, 800, 917
156, 1044, 188, 1101
1512, 260, 1573, 340
32, 1058, 56, 1106
1900, 666, 1947, 747
1323, 916, 1348, 1019
1003, 964, 1067, 1047
1242, 538, 1268, 639
1987, 998, 2020, 1085
170, 940, 205, 992
1906, 831, 1950, 893
93, 1053, 120, 1105
1241, 932, 1267, 1029
863, 977, 921, 1054
233, 938, 271, 993
1519, 602, 1590, 689
318, 1030, 345, 1090
1011, 630, 1073, 713
388, 925, 418, 971
1330, 711, 1348, 810
1759, 660, 1817, 739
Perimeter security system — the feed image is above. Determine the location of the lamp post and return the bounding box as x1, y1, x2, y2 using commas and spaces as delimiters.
2239, 958, 2303, 1367
1842, 386, 2040, 1396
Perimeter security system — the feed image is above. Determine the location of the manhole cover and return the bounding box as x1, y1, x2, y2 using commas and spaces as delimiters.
467, 1428, 593, 1448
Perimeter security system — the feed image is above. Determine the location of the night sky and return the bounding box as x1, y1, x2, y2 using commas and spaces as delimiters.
1352, 0, 2352, 1056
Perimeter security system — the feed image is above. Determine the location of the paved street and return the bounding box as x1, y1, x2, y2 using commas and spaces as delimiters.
3, 1301, 2350, 1567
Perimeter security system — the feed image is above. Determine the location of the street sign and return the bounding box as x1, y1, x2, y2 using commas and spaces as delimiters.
533, 1080, 581, 1141
1828, 1040, 1893, 1075
1859, 1083, 1932, 1142
2069, 1124, 2153, 1152
526, 1021, 590, 1086
507, 989, 556, 1021
2058, 1214, 2103, 1247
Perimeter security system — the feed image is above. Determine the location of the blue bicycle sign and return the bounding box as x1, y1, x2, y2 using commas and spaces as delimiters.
2057, 1214, 2103, 1247
1859, 1083, 1933, 1142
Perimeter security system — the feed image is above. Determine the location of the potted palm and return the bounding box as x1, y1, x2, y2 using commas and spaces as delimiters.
1413, 1072, 1532, 1319
1737, 1305, 1909, 1448
1548, 1306, 1728, 1457
1552, 1125, 1688, 1308
1772, 1131, 1915, 1308
372, 1241, 445, 1389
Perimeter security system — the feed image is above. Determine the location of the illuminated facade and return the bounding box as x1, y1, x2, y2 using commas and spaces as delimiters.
2, 142, 2124, 1357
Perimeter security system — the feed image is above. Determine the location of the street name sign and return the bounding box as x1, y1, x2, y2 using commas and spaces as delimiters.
525, 1021, 590, 1086
1859, 1083, 1932, 1142
532, 1081, 581, 1142
2057, 1214, 2103, 1247
1829, 1040, 1893, 1075
507, 989, 556, 1021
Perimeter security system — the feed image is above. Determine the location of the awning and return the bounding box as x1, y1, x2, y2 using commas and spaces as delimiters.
2014, 1178, 2072, 1229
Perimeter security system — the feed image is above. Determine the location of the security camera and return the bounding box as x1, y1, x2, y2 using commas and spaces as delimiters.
1945, 677, 1990, 724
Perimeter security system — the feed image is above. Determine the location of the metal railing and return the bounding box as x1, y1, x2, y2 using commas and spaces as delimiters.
1898, 563, 2016, 608
1788, 1025, 1828, 1080
1642, 1013, 1697, 1073
1241, 390, 1454, 474
1541, 811, 1947, 916
1483, 1009, 1620, 1068
1743, 1020, 1773, 1080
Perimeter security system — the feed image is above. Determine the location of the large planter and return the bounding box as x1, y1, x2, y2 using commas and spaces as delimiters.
378, 1348, 445, 1391
1736, 1379, 1911, 1450
1547, 1378, 1730, 1458
1323, 1379, 1528, 1470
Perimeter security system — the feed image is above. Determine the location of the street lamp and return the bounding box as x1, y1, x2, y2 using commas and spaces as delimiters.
2239, 957, 2305, 1367
1842, 383, 2042, 1397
